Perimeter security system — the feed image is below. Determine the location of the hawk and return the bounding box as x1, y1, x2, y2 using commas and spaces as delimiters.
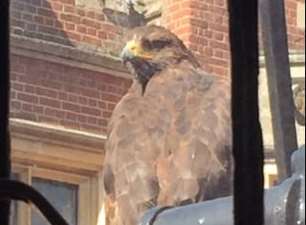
103, 25, 232, 225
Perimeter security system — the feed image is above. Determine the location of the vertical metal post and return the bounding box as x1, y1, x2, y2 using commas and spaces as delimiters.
0, 0, 11, 224
228, 1, 264, 225
259, 0, 298, 180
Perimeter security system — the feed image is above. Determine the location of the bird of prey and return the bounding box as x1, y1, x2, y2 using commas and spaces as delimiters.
103, 26, 232, 225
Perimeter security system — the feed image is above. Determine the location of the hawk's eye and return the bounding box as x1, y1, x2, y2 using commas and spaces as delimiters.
142, 39, 153, 50
142, 39, 172, 50
151, 40, 172, 49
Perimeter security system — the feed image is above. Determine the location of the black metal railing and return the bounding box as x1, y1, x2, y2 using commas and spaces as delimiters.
0, 180, 70, 225
0, 0, 12, 224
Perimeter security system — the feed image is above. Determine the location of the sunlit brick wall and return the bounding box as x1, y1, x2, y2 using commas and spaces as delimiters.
161, 0, 305, 78
10, 55, 131, 134
9, 0, 305, 135
285, 0, 305, 51
162, 0, 230, 78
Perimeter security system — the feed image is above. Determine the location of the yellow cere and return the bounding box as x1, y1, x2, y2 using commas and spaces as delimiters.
126, 40, 154, 60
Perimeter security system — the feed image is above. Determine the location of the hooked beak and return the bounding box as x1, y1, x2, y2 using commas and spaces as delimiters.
120, 44, 135, 64
120, 40, 154, 64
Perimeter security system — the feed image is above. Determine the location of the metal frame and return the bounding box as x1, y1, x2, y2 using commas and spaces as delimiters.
140, 148, 305, 225
228, 0, 264, 224
260, 0, 298, 180
0, 0, 11, 224
0, 180, 69, 225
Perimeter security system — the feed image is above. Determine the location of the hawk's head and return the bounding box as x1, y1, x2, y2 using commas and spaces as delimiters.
120, 26, 200, 91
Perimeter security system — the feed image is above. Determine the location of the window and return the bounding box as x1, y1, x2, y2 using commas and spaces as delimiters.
10, 201, 18, 225
10, 119, 106, 225
11, 178, 78, 225
31, 179, 78, 225
12, 165, 101, 225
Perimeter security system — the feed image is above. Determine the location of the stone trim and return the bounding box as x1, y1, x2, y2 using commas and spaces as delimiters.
10, 118, 106, 154
76, 0, 103, 10
10, 118, 106, 175
104, 0, 162, 21
260, 51, 306, 67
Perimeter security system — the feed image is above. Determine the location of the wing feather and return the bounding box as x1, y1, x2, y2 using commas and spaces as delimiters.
104, 61, 232, 224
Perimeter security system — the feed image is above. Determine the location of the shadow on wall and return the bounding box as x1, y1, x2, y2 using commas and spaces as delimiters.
10, 0, 74, 47
9, 0, 165, 57
9, 0, 133, 134
9, 0, 127, 57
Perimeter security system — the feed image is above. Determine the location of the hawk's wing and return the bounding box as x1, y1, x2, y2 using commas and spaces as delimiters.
150, 63, 232, 204
103, 61, 232, 225
103, 80, 171, 225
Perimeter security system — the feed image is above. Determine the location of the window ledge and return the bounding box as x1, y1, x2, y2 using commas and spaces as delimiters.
11, 118, 106, 175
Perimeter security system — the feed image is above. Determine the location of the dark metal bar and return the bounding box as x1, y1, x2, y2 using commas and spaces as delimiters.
0, 0, 11, 224
259, 0, 298, 180
228, 1, 264, 225
0, 180, 70, 225
141, 148, 305, 225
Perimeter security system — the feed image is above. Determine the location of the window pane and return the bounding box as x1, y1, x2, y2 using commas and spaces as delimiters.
10, 202, 18, 225
10, 174, 18, 225
31, 178, 78, 225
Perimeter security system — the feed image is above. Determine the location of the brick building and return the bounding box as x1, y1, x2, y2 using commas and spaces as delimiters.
9, 0, 305, 224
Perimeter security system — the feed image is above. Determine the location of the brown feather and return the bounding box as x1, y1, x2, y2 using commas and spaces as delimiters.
103, 26, 232, 225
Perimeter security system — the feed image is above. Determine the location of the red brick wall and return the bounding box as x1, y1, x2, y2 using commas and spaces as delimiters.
161, 0, 305, 77
162, 0, 230, 78
10, 0, 124, 56
10, 0, 304, 78
9, 0, 305, 135
285, 0, 305, 50
10, 54, 132, 134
